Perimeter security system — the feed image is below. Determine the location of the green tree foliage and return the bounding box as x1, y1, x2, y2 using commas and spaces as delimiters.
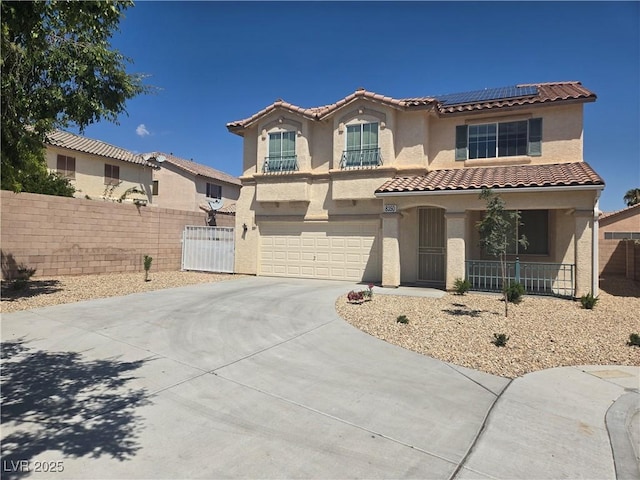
1, 0, 149, 194
476, 188, 528, 317
623, 188, 640, 207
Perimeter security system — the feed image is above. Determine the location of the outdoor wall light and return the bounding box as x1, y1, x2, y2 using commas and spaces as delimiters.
242, 223, 248, 232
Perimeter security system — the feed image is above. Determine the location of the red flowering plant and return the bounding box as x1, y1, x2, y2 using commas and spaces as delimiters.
347, 283, 374, 304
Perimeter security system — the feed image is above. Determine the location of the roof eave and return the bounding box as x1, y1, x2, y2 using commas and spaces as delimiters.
375, 184, 605, 197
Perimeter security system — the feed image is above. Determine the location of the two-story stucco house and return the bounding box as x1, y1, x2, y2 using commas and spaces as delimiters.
227, 82, 605, 297
144, 152, 241, 216
45, 130, 157, 204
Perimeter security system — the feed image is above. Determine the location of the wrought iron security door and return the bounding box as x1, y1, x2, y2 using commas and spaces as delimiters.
418, 207, 445, 285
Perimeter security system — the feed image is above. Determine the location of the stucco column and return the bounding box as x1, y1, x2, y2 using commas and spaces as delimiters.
574, 210, 593, 298
381, 212, 401, 287
445, 211, 466, 290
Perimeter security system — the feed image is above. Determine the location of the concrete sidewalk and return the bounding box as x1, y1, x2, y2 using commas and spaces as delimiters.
1, 276, 638, 479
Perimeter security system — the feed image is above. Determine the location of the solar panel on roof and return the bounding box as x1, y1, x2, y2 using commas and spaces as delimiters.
436, 85, 538, 106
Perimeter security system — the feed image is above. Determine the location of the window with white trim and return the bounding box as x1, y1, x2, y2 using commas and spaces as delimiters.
456, 118, 542, 160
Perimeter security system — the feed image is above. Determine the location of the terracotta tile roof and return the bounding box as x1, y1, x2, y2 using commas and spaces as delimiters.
435, 82, 596, 114
148, 152, 241, 186
227, 82, 595, 132
599, 202, 640, 221
375, 162, 604, 194
45, 130, 157, 168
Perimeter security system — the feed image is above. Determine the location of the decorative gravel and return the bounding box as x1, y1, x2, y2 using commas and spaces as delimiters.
336, 278, 640, 378
1, 271, 240, 313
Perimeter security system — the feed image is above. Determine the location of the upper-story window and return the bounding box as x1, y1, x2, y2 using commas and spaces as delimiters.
342, 122, 382, 168
56, 154, 76, 179
206, 182, 222, 199
265, 131, 297, 173
456, 118, 542, 160
104, 164, 120, 185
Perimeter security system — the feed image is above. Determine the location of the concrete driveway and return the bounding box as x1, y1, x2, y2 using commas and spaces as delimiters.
1, 276, 511, 479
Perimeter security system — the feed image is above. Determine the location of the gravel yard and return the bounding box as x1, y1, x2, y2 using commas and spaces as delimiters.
2, 272, 638, 379
1, 271, 240, 313
337, 278, 640, 378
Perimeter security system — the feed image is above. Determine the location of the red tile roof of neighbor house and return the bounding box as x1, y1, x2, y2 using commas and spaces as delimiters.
375, 162, 605, 194
46, 130, 158, 168
147, 152, 241, 186
599, 202, 640, 221
227, 82, 596, 132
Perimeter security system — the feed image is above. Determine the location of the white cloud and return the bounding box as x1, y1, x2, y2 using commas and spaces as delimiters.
136, 124, 150, 137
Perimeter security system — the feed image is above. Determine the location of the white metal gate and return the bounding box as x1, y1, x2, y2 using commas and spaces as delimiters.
181, 226, 234, 273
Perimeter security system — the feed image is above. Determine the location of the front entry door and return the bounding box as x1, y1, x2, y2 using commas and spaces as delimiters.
418, 207, 445, 285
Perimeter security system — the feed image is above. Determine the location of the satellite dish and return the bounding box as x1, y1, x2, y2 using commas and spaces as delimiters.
208, 198, 223, 211
142, 153, 152, 161
156, 155, 166, 163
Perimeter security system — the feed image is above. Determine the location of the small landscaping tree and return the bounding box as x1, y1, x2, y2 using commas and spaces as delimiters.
476, 188, 528, 317
143, 255, 152, 282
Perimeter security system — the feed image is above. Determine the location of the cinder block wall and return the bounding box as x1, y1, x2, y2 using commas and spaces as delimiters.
0, 190, 232, 278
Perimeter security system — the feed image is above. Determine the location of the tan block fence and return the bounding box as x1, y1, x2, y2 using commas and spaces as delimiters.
1, 190, 234, 279
599, 238, 639, 280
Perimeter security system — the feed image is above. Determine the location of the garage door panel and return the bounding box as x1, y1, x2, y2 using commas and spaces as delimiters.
259, 222, 380, 281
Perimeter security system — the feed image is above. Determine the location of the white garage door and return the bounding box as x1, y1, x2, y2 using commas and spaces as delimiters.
259, 222, 380, 282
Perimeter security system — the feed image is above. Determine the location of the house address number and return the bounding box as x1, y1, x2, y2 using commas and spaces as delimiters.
384, 204, 397, 213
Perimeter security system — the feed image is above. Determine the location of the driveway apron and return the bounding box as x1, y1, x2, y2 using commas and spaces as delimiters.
1, 277, 509, 479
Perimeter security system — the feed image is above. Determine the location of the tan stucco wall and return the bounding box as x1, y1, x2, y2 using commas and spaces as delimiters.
233, 97, 595, 293
46, 146, 153, 204
428, 104, 584, 170
152, 163, 240, 212
599, 209, 640, 235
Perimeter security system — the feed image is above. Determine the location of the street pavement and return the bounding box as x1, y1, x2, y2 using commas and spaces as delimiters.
1, 276, 638, 479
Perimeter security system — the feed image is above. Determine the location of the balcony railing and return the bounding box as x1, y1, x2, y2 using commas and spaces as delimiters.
340, 148, 382, 169
263, 155, 298, 173
465, 259, 575, 298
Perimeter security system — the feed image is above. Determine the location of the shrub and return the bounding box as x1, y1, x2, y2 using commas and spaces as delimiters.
627, 333, 640, 347
580, 292, 599, 310
453, 278, 471, 295
504, 282, 525, 304
396, 315, 409, 324
347, 290, 364, 303
143, 255, 153, 282
11, 265, 37, 291
492, 333, 509, 347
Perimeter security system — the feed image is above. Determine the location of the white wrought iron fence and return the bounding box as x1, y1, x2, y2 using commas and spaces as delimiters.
181, 226, 234, 273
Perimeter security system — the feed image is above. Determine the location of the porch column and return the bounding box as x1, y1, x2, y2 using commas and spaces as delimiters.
381, 212, 401, 287
445, 211, 466, 290
574, 210, 593, 297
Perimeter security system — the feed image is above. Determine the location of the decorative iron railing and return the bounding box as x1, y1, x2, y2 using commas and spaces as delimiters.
340, 148, 382, 169
465, 259, 575, 298
263, 155, 298, 173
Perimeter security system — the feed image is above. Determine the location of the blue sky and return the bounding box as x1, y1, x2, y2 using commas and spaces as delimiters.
74, 1, 639, 212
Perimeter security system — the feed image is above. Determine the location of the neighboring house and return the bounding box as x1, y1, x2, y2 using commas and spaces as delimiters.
599, 203, 640, 278
227, 82, 605, 297
144, 152, 241, 219
45, 130, 157, 204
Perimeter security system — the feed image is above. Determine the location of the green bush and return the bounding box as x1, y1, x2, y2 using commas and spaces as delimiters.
396, 315, 409, 324
580, 292, 599, 309
504, 282, 525, 304
492, 333, 509, 347
143, 255, 153, 282
453, 278, 471, 295
627, 333, 640, 347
